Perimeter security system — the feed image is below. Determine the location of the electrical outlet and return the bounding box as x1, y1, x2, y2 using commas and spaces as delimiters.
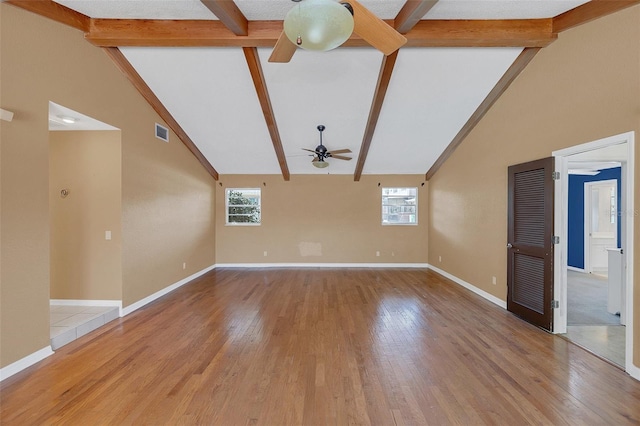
438, 256, 442, 263
264, 251, 268, 257
376, 251, 380, 257
183, 262, 186, 270
391, 251, 395, 257
492, 276, 497, 285
105, 230, 111, 240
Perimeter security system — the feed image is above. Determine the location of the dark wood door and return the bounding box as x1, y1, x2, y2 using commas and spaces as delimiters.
507, 157, 555, 331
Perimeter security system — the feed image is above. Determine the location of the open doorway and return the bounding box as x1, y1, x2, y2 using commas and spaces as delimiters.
553, 132, 634, 374
585, 178, 619, 276
566, 169, 623, 365
49, 102, 123, 349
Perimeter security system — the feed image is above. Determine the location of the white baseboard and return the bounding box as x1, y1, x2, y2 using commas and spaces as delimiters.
51, 299, 123, 317
628, 361, 640, 381
427, 265, 640, 382
567, 266, 585, 273
214, 262, 429, 269
51, 299, 122, 307
0, 346, 54, 382
428, 265, 507, 309
121, 264, 216, 317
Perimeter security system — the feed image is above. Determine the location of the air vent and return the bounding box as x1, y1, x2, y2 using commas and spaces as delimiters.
155, 123, 169, 142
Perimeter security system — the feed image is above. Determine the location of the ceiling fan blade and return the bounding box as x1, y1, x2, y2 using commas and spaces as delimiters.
327, 148, 352, 155
269, 31, 297, 63
302, 148, 320, 154
347, 0, 407, 55
331, 154, 352, 161
312, 156, 319, 162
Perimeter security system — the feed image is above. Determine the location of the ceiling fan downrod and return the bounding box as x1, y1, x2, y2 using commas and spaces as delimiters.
316, 125, 328, 157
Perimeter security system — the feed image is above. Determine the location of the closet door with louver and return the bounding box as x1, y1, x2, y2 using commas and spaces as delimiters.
507, 157, 554, 331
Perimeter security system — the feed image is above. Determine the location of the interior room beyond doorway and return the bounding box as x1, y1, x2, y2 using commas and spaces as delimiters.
48, 102, 123, 349
554, 132, 633, 372
566, 270, 624, 366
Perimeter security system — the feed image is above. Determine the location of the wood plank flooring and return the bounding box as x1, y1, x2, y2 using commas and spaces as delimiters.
2, 268, 640, 425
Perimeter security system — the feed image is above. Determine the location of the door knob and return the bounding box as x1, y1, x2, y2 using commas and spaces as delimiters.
507, 243, 513, 249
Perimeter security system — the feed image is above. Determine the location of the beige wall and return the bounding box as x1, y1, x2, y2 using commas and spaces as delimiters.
216, 175, 428, 264
2, 0, 637, 374
1, 5, 216, 367
428, 7, 640, 365
50, 131, 122, 300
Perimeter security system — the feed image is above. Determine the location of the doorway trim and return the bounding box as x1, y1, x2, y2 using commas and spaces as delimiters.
553, 131, 636, 379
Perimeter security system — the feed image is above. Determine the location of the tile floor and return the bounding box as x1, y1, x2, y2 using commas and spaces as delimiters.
564, 325, 625, 367
563, 270, 625, 367
50, 304, 120, 350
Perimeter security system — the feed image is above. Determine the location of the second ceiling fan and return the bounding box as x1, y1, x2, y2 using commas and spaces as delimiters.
303, 125, 352, 168
269, 0, 407, 63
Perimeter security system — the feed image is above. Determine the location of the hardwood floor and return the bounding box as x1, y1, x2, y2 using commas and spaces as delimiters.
2, 268, 640, 425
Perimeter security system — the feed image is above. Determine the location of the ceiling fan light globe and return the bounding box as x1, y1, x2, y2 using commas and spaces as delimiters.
284, 0, 354, 52
313, 160, 329, 168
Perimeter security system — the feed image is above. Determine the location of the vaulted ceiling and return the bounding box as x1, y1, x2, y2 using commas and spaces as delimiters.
8, 0, 638, 181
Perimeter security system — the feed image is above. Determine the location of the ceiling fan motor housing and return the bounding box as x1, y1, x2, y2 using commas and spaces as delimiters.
315, 144, 328, 157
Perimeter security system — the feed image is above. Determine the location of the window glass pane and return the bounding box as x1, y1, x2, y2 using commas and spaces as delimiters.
226, 188, 261, 225
382, 188, 417, 225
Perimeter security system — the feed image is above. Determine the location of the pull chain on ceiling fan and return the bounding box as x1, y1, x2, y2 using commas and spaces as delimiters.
302, 125, 352, 168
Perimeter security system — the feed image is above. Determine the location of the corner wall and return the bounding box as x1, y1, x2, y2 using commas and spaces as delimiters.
427, 6, 640, 366
0, 4, 216, 368
216, 175, 428, 265
49, 130, 122, 301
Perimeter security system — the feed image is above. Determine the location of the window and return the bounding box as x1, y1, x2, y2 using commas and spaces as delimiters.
226, 188, 261, 225
382, 187, 417, 225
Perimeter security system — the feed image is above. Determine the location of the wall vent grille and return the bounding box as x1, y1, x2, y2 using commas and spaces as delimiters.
155, 123, 169, 142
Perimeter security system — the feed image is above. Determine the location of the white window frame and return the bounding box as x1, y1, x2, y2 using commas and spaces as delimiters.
225, 188, 261, 226
381, 187, 418, 225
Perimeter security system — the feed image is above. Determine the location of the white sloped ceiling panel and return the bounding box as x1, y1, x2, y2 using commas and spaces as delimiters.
365, 47, 523, 175
258, 47, 383, 175
121, 47, 281, 175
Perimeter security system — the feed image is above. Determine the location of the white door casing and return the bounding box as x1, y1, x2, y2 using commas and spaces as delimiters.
552, 131, 636, 379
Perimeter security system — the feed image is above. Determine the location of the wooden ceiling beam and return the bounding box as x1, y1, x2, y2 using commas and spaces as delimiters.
84, 19, 556, 48
422, 1, 640, 180
199, 0, 248, 36
242, 47, 290, 181
5, 0, 90, 32
395, 0, 439, 34
350, 0, 435, 181
404, 19, 555, 47
354, 51, 399, 182
103, 47, 219, 181
425, 47, 540, 181
553, 0, 640, 33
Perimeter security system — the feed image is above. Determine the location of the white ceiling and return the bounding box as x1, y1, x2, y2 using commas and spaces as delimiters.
49, 101, 120, 131
568, 142, 629, 163
54, 0, 589, 20
53, 0, 591, 176
565, 142, 627, 174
